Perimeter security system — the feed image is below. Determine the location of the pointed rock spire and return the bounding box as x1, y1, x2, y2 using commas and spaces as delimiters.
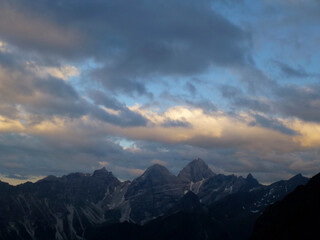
246, 173, 260, 187
178, 158, 215, 183
93, 167, 109, 177
288, 173, 308, 184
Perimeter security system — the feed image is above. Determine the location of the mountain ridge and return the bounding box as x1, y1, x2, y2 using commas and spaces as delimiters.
0, 158, 310, 240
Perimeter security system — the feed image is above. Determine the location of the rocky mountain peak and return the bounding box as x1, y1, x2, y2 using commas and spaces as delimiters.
142, 164, 174, 179
246, 173, 254, 180
178, 158, 215, 183
39, 175, 58, 182
93, 167, 109, 177
246, 173, 260, 187
125, 164, 183, 223
289, 173, 305, 181
285, 173, 308, 187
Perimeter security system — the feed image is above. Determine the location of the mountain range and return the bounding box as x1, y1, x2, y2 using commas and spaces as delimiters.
0, 158, 309, 240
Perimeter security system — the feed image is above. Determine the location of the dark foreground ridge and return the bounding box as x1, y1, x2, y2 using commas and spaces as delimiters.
0, 158, 309, 240
250, 172, 320, 240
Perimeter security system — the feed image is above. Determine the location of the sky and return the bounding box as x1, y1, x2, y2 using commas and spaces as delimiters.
1, 0, 320, 185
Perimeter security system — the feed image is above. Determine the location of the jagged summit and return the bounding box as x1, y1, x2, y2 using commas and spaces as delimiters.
125, 164, 184, 223
246, 173, 254, 180
132, 164, 176, 184
289, 173, 306, 181
246, 173, 260, 187
144, 164, 172, 175
38, 175, 58, 182
93, 167, 110, 177
178, 158, 215, 183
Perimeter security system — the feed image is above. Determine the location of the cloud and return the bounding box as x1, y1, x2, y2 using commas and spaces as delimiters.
0, 40, 9, 52
26, 62, 81, 81
0, 1, 80, 56
113, 106, 300, 152
274, 84, 320, 122
275, 61, 310, 78
90, 107, 148, 127
161, 119, 192, 128
1, 104, 320, 184
0, 61, 86, 120
0, 0, 252, 95
89, 90, 127, 111
89, 90, 149, 127
0, 56, 148, 127
0, 174, 45, 186
249, 114, 298, 136
1, 0, 320, 185
185, 82, 197, 96
220, 84, 273, 113
221, 80, 320, 124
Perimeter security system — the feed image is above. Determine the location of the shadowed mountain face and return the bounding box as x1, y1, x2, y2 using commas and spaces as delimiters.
250, 173, 320, 240
0, 159, 310, 240
178, 158, 215, 183
124, 164, 185, 223
209, 174, 309, 240
89, 192, 230, 240
197, 173, 262, 204
0, 168, 123, 240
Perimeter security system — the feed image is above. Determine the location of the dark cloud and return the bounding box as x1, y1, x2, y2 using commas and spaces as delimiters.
35, 77, 79, 100
221, 81, 320, 123
236, 66, 278, 94
158, 90, 218, 113
0, 132, 124, 177
89, 90, 128, 110
90, 106, 148, 127
0, 130, 315, 183
220, 84, 273, 113
1, 0, 320, 185
275, 61, 310, 78
161, 119, 192, 128
0, 1, 80, 57
274, 84, 320, 122
0, 63, 147, 128
88, 90, 148, 127
0, 104, 20, 119
0, 0, 251, 94
185, 82, 197, 96
186, 100, 218, 113
249, 114, 298, 136
0, 61, 87, 119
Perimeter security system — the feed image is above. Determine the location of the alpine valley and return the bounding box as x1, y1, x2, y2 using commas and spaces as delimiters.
0, 159, 309, 240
